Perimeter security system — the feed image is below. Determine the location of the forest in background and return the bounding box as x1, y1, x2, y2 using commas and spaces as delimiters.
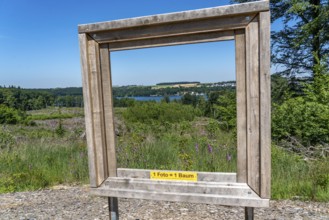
0, 81, 236, 111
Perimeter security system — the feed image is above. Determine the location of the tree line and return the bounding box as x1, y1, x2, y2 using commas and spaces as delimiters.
0, 86, 84, 111
113, 82, 235, 97
0, 83, 237, 113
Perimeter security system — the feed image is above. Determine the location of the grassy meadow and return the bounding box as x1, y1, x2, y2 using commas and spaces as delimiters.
0, 104, 328, 201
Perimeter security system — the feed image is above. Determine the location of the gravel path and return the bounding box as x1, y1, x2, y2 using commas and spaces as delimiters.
0, 185, 328, 220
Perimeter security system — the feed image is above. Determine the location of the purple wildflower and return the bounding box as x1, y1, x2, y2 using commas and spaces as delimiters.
226, 153, 232, 162
207, 144, 213, 153
195, 143, 199, 152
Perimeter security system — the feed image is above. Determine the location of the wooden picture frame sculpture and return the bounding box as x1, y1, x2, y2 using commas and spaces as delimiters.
78, 1, 271, 219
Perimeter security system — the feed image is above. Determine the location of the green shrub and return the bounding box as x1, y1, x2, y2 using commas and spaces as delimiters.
113, 97, 136, 107
213, 91, 236, 131
203, 91, 236, 131
206, 119, 220, 139
55, 120, 66, 137
0, 105, 26, 124
272, 97, 329, 145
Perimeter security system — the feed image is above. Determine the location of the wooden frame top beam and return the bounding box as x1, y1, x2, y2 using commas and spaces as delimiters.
78, 1, 269, 34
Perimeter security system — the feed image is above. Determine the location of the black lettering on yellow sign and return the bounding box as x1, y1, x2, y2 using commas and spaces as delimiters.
150, 171, 197, 181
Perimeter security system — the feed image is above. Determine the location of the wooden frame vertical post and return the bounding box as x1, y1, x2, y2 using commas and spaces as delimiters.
235, 29, 247, 183
79, 35, 119, 220
246, 15, 261, 195
79, 36, 118, 187
259, 11, 271, 199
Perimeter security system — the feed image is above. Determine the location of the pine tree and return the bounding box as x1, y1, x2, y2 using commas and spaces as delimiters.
231, 0, 329, 78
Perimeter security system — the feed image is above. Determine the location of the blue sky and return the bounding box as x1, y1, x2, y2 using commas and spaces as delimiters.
0, 0, 276, 88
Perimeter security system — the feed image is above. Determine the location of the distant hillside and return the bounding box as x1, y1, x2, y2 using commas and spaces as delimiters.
156, 81, 200, 86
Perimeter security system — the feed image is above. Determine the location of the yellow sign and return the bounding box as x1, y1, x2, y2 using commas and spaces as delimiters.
150, 170, 198, 182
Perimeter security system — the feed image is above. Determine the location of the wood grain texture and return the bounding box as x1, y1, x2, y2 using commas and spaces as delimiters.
259, 11, 271, 199
246, 16, 260, 195
88, 38, 108, 185
91, 177, 269, 207
108, 30, 234, 51
235, 29, 247, 183
79, 34, 97, 187
99, 44, 117, 178
90, 15, 250, 44
104, 178, 252, 196
78, 1, 269, 33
